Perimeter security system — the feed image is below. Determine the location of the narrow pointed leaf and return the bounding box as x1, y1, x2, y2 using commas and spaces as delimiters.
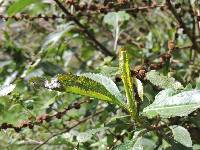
146, 70, 183, 90
118, 48, 136, 116
30, 73, 126, 109
143, 89, 200, 118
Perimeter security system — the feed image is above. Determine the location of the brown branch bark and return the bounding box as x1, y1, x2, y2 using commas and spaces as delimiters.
33, 110, 104, 150
53, 0, 114, 57
166, 0, 200, 53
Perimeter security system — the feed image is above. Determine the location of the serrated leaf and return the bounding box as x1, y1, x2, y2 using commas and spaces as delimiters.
170, 125, 192, 148
30, 73, 127, 109
81, 73, 124, 103
143, 89, 200, 118
114, 140, 134, 150
76, 127, 108, 143
7, 0, 40, 16
119, 48, 136, 117
0, 84, 16, 96
146, 70, 183, 90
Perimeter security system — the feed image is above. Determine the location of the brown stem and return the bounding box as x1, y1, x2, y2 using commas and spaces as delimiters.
53, 0, 114, 57
33, 110, 104, 150
166, 0, 200, 53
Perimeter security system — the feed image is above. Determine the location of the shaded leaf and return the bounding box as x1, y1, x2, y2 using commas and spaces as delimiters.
196, 82, 200, 90
114, 130, 147, 150
42, 23, 74, 48
114, 140, 134, 150
143, 89, 200, 118
76, 127, 108, 143
146, 70, 183, 90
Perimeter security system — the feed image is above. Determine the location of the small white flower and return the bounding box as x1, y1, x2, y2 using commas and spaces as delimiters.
44, 78, 60, 90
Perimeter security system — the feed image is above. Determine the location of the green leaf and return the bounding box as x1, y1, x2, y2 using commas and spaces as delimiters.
0, 84, 16, 97
196, 82, 200, 90
143, 89, 200, 118
132, 138, 155, 150
132, 137, 143, 150
184, 83, 193, 91
170, 125, 192, 148
170, 125, 192, 147
103, 11, 130, 28
7, 0, 40, 16
114, 140, 135, 150
81, 73, 125, 103
114, 130, 147, 150
100, 66, 118, 77
118, 48, 136, 117
30, 73, 127, 109
146, 70, 183, 90
76, 127, 108, 143
42, 23, 74, 48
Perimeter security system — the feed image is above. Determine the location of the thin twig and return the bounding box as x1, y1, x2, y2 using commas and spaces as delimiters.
166, 0, 200, 53
53, 0, 114, 57
33, 110, 104, 150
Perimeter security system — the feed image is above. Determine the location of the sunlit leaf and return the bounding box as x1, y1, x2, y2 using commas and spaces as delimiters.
119, 48, 136, 116
81, 73, 125, 103
146, 70, 183, 90
170, 125, 192, 148
143, 89, 200, 118
114, 140, 134, 150
7, 0, 40, 16
30, 73, 127, 109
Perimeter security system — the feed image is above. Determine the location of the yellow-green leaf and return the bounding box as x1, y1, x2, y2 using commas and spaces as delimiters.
7, 0, 40, 16
118, 48, 137, 117
30, 73, 127, 110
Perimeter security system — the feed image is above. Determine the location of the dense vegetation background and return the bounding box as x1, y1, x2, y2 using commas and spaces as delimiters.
0, 0, 200, 149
